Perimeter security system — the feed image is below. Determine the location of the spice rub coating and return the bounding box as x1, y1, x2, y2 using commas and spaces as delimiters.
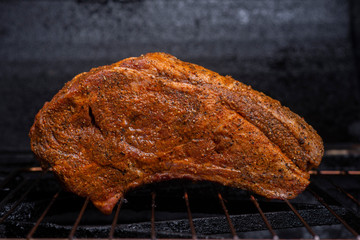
29, 53, 324, 214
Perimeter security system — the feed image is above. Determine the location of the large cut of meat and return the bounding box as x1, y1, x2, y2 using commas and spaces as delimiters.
29, 52, 324, 214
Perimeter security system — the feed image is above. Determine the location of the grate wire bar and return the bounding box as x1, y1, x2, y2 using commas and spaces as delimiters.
183, 188, 197, 240
217, 192, 238, 239
308, 188, 360, 240
26, 190, 61, 239
0, 169, 47, 224
250, 195, 279, 240
68, 196, 90, 240
283, 199, 319, 240
109, 197, 124, 240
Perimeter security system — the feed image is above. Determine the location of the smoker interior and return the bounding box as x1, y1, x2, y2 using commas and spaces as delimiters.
1, 0, 360, 239
0, 148, 360, 240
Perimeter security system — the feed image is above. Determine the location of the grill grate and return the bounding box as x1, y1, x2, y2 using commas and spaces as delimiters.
1, 159, 360, 239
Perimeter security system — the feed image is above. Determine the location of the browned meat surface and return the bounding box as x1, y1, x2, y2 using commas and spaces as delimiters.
29, 52, 324, 214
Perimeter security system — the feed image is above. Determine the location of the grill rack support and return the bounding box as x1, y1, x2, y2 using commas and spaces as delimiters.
0, 167, 360, 240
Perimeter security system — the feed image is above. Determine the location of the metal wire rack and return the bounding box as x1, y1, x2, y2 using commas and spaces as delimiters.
1, 165, 360, 239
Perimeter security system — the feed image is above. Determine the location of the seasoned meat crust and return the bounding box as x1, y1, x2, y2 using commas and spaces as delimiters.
29, 52, 324, 214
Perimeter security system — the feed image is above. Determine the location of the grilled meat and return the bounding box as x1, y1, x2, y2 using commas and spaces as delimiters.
29, 52, 324, 214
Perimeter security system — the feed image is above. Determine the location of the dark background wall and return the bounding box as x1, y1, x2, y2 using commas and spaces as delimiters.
1, 0, 360, 152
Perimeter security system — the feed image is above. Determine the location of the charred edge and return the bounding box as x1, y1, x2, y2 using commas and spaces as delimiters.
89, 106, 102, 132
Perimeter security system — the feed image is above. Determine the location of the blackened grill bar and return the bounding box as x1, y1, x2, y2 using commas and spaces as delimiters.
0, 159, 360, 239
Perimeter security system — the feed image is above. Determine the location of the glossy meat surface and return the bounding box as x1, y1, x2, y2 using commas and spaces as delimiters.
29, 53, 324, 214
